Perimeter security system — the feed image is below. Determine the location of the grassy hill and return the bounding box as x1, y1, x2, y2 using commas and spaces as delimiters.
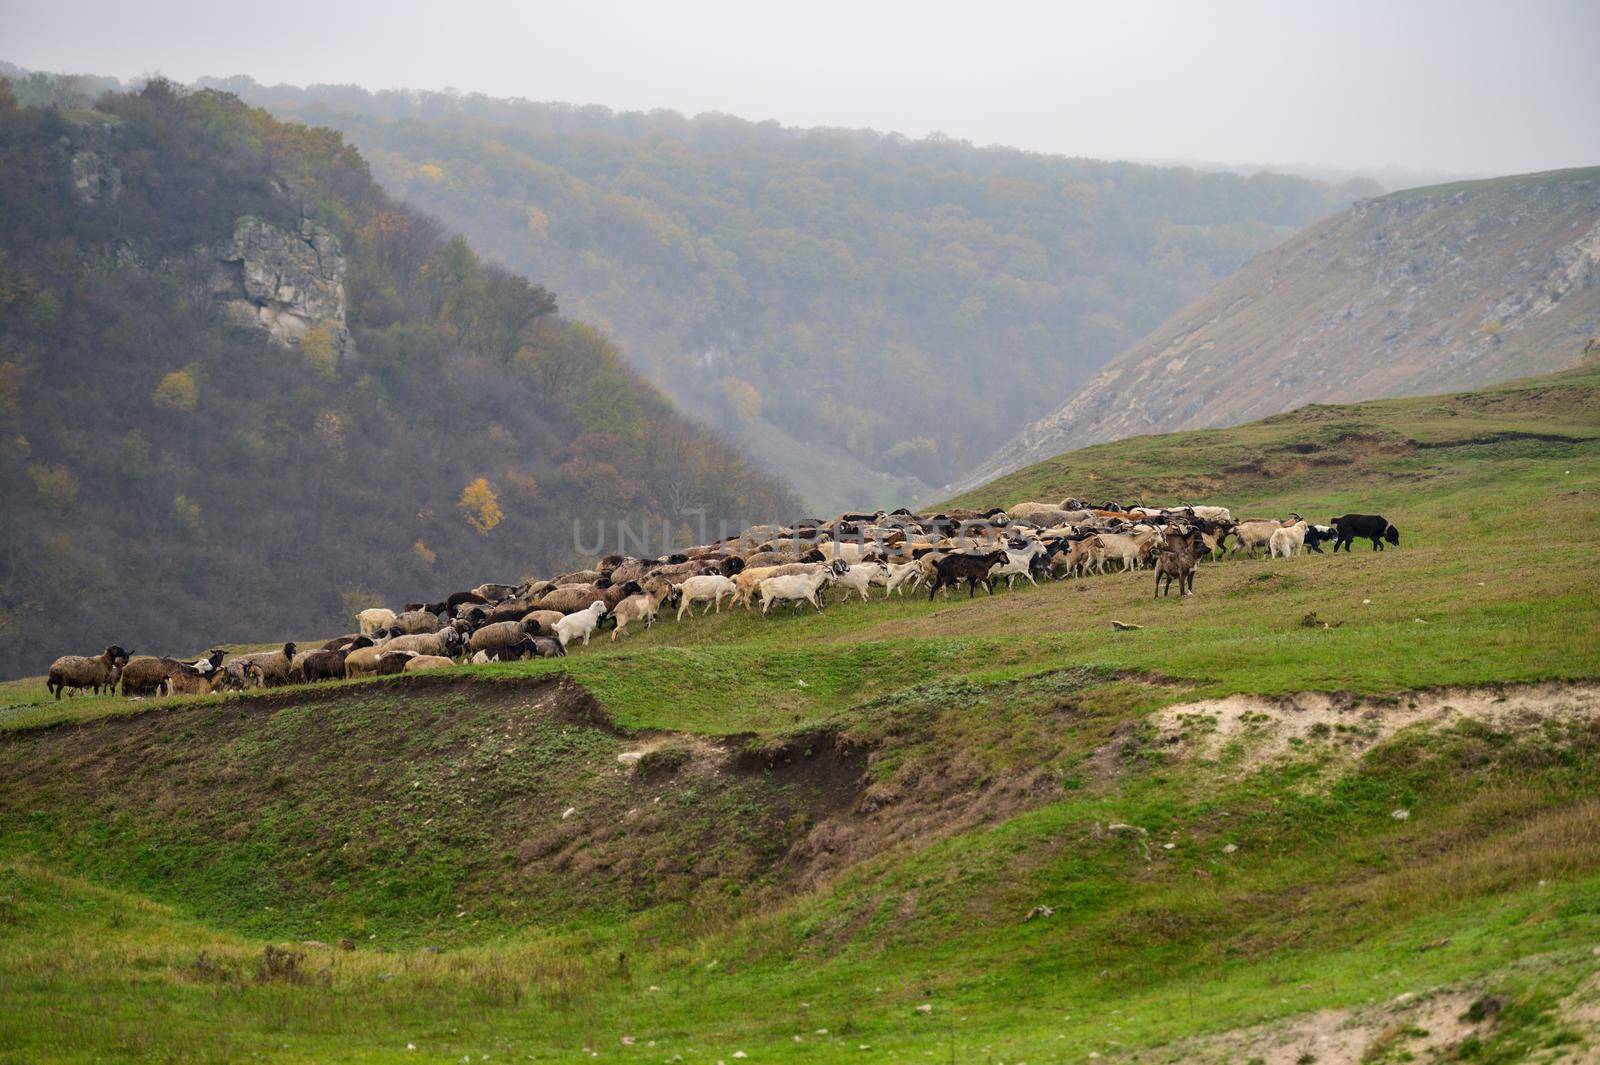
2, 363, 1598, 1062
956, 167, 1600, 494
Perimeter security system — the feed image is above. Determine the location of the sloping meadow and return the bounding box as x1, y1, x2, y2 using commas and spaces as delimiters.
2, 364, 1599, 1060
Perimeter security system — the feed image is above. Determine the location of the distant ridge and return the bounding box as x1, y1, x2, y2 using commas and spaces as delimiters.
953, 167, 1600, 493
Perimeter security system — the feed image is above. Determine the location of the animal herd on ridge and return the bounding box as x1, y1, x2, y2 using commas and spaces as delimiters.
44, 501, 1400, 700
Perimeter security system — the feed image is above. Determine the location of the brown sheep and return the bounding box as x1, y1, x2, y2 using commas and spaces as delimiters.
391, 609, 442, 635
47, 645, 131, 700
235, 643, 297, 687
120, 655, 183, 696
374, 650, 415, 675
298, 647, 354, 683
520, 609, 566, 633
467, 618, 540, 656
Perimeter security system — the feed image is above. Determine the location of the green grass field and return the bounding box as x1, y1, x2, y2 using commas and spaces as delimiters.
2, 362, 1598, 1062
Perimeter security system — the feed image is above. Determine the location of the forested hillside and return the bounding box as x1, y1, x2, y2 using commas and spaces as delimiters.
0, 79, 795, 678
185, 76, 1377, 506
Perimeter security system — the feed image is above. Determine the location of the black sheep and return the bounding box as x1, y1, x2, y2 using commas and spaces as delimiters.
1331, 514, 1401, 552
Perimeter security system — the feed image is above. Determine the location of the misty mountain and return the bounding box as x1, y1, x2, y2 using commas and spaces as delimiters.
954, 168, 1600, 492
168, 75, 1377, 510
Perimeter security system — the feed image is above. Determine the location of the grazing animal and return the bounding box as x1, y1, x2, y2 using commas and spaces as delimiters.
298, 647, 355, 683
759, 569, 835, 615
528, 636, 566, 658
220, 659, 264, 689
1060, 536, 1103, 578
356, 608, 397, 635
611, 580, 678, 640
1154, 528, 1205, 598
373, 650, 416, 675
1230, 518, 1290, 558
391, 609, 442, 635
992, 542, 1047, 588
832, 561, 890, 603
883, 559, 927, 597
1303, 524, 1338, 553
1332, 514, 1400, 552
1268, 520, 1310, 559
383, 627, 466, 659
120, 655, 184, 696
235, 643, 298, 687
928, 550, 1009, 599
1090, 529, 1158, 572
163, 664, 231, 695
675, 574, 738, 619
554, 601, 608, 648
467, 619, 541, 656
402, 654, 456, 672
46, 645, 131, 700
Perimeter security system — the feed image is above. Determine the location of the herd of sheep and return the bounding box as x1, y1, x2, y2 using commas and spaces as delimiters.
43, 500, 1400, 701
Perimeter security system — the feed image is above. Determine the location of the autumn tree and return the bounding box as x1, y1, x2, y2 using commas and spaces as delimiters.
458, 477, 504, 535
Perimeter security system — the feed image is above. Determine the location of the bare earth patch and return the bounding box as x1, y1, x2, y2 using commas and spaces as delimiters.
1134, 951, 1600, 1063
1154, 681, 1600, 771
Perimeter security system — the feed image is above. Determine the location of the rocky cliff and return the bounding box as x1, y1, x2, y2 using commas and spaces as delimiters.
953, 168, 1600, 493
211, 215, 354, 362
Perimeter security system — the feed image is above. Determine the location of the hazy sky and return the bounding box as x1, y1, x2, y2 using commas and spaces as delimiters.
3, 0, 1596, 176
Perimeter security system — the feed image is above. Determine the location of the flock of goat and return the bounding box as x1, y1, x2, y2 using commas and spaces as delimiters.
43, 500, 1401, 701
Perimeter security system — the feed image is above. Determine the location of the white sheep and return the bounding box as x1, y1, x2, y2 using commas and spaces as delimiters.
675, 574, 737, 620
1269, 520, 1309, 558
357, 608, 397, 635
402, 654, 456, 673
554, 601, 608, 648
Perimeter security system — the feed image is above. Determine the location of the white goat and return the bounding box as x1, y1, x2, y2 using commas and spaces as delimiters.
883, 559, 927, 597
833, 561, 889, 603
1094, 529, 1159, 572
554, 601, 608, 647
992, 542, 1046, 588
610, 582, 674, 641
759, 570, 834, 615
675, 574, 737, 619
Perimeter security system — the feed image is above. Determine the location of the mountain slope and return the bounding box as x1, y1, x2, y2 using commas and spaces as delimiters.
152, 74, 1377, 510
956, 167, 1600, 492
0, 80, 795, 678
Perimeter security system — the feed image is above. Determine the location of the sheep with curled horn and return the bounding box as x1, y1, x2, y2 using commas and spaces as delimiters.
46, 645, 131, 700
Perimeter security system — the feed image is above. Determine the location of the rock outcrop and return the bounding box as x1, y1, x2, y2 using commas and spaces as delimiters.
952, 167, 1600, 494
69, 150, 121, 205
212, 216, 354, 362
